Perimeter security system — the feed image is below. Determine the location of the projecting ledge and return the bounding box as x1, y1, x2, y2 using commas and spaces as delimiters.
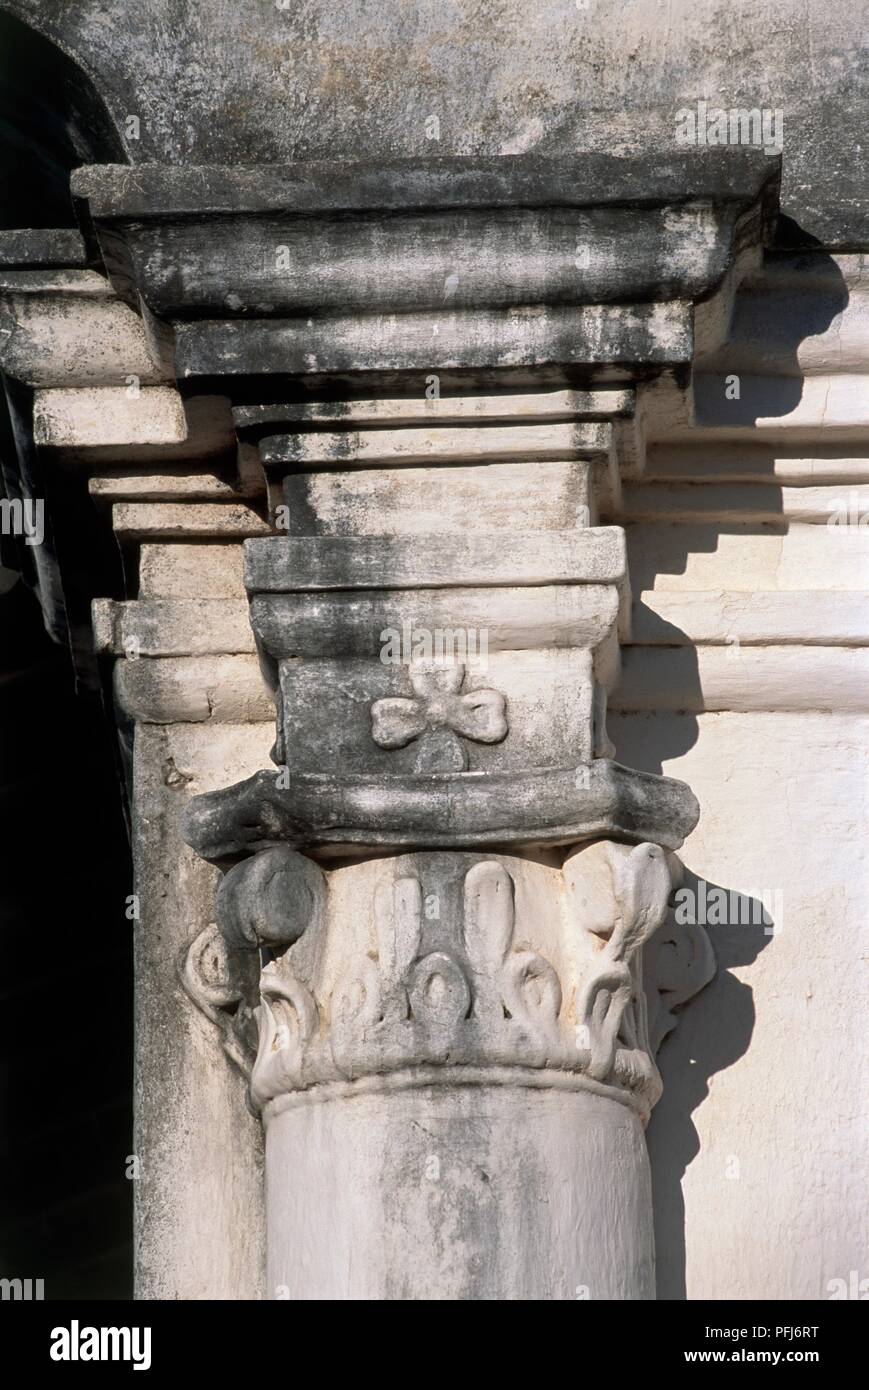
180, 759, 699, 862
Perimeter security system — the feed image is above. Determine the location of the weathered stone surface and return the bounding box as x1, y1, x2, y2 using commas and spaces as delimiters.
76, 166, 771, 319
627, 523, 869, 592
631, 590, 869, 646
0, 228, 87, 267
276, 650, 594, 774
115, 655, 274, 724
279, 460, 595, 537
180, 842, 713, 1299
245, 530, 626, 592
6, 0, 863, 1311
114, 199, 743, 315
138, 543, 246, 599
12, 1, 861, 244
90, 468, 241, 503
174, 301, 694, 379
0, 269, 109, 294
186, 842, 712, 1111
216, 846, 326, 951
0, 272, 166, 387
622, 482, 869, 524
233, 388, 634, 432
48, 392, 238, 467
72, 156, 774, 386
93, 598, 255, 656
112, 502, 270, 541
691, 373, 869, 436
648, 444, 869, 485
180, 758, 700, 861
696, 254, 869, 378
267, 1083, 653, 1300
33, 385, 186, 448
250, 586, 620, 658
260, 422, 610, 468
643, 369, 869, 448
245, 847, 676, 1111
614, 710, 868, 1300
73, 151, 779, 221
132, 723, 268, 1300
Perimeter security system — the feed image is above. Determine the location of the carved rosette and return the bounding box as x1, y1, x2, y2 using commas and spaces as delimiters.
370, 660, 508, 773
183, 840, 714, 1125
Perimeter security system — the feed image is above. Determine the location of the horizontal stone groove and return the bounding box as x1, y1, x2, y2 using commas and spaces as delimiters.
620, 482, 869, 523
646, 446, 869, 485
234, 389, 634, 431
629, 591, 869, 645
260, 422, 611, 467
0, 269, 110, 295
612, 645, 869, 711
261, 1066, 651, 1122
90, 470, 242, 503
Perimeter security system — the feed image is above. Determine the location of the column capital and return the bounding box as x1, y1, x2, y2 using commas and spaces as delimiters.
183, 841, 714, 1126
71, 146, 780, 1300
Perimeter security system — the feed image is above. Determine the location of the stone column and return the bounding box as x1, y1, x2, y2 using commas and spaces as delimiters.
207, 842, 703, 1300
69, 150, 777, 1298
179, 400, 705, 1299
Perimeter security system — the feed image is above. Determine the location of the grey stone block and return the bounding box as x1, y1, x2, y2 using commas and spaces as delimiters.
180, 758, 700, 861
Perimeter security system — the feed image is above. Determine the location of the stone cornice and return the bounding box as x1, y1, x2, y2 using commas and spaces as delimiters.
70, 151, 779, 382
72, 151, 780, 220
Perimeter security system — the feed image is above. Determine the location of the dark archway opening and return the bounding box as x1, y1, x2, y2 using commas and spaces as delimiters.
0, 9, 125, 228
0, 9, 133, 1299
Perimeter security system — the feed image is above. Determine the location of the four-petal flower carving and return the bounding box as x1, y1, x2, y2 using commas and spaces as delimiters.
371, 662, 508, 751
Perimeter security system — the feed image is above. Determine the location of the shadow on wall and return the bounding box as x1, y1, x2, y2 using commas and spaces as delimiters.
647, 873, 775, 1300
610, 238, 849, 1298
620, 241, 849, 777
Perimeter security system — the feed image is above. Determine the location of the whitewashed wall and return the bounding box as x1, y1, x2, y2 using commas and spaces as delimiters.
612, 253, 869, 1299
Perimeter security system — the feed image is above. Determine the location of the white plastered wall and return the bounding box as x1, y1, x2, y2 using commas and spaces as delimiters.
611, 253, 869, 1299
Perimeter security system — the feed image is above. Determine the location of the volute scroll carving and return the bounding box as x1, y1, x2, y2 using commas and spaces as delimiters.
180, 846, 327, 1082
182, 840, 714, 1122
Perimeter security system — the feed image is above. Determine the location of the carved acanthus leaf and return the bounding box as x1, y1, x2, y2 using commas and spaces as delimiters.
182, 842, 714, 1120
